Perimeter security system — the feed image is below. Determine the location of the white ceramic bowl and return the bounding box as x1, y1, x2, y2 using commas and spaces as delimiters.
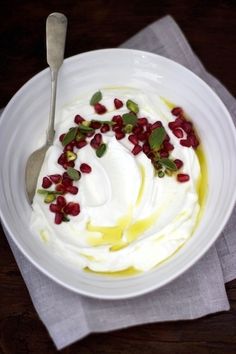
1, 49, 236, 299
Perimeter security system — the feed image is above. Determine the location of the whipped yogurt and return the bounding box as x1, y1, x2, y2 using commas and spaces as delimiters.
31, 88, 201, 273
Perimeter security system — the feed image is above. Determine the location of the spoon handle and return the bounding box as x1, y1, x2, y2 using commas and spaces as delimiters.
46, 12, 67, 145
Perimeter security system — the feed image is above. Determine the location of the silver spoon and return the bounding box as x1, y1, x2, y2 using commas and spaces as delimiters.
25, 13, 67, 203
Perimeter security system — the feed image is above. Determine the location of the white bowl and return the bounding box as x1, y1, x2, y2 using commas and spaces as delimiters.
0, 49, 236, 299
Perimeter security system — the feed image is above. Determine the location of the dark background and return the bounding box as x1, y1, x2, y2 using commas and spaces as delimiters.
0, 0, 236, 353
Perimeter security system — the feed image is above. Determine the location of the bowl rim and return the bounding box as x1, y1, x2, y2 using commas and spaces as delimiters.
1, 47, 236, 299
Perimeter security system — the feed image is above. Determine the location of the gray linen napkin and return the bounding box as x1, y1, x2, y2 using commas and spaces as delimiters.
2, 15, 236, 350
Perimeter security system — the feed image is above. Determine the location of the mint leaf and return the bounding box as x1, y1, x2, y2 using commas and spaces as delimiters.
159, 158, 177, 171
90, 91, 102, 105
126, 99, 139, 114
122, 113, 137, 125
96, 143, 107, 158
67, 167, 81, 181
148, 127, 166, 150
62, 127, 78, 146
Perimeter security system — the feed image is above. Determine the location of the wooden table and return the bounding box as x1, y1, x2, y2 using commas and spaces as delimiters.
1, 1, 236, 353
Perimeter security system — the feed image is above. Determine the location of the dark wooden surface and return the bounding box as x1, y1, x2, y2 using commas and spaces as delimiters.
0, 1, 236, 353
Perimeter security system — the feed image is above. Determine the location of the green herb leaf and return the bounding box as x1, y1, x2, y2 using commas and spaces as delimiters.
62, 215, 70, 222
75, 131, 85, 141
157, 170, 165, 178
90, 91, 102, 105
94, 120, 114, 125
44, 193, 56, 203
62, 127, 78, 146
67, 167, 81, 181
37, 189, 49, 195
159, 158, 177, 171
78, 124, 94, 133
96, 143, 107, 158
126, 99, 139, 114
148, 127, 166, 150
122, 113, 137, 125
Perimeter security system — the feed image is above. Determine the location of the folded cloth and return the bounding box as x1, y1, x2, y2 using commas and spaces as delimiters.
1, 15, 236, 350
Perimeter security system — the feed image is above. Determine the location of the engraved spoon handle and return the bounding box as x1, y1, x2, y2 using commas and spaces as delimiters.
46, 12, 67, 145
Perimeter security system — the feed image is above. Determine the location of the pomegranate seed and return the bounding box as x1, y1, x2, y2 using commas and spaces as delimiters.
55, 212, 63, 224
174, 159, 184, 169
94, 103, 107, 114
75, 140, 87, 149
163, 141, 174, 151
62, 177, 73, 187
175, 117, 184, 127
58, 153, 67, 165
42, 177, 52, 189
143, 142, 151, 155
67, 161, 75, 168
49, 203, 62, 213
132, 126, 143, 135
137, 132, 147, 142
80, 163, 92, 173
112, 124, 122, 132
188, 133, 199, 148
177, 173, 190, 183
112, 115, 123, 125
114, 98, 123, 109
115, 131, 125, 140
182, 121, 193, 134
59, 133, 66, 142
86, 131, 95, 138
100, 123, 110, 133
138, 117, 148, 126
66, 185, 79, 195
171, 107, 183, 116
94, 133, 102, 146
74, 115, 85, 124
90, 137, 100, 149
56, 196, 67, 207
168, 121, 178, 130
55, 184, 66, 194
128, 134, 139, 145
64, 202, 80, 216
49, 174, 61, 184
63, 143, 74, 152
132, 144, 142, 155
173, 128, 184, 138
90, 121, 101, 129
147, 152, 154, 160
151, 121, 162, 130
180, 139, 191, 147
159, 149, 169, 158
164, 134, 170, 142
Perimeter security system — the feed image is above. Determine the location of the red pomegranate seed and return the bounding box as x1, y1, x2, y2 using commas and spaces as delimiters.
66, 185, 79, 195
143, 142, 151, 155
175, 117, 184, 127
62, 177, 73, 187
174, 159, 183, 169
114, 98, 123, 109
55, 184, 66, 194
132, 126, 143, 135
132, 144, 142, 155
138, 117, 148, 126
49, 203, 62, 213
151, 121, 162, 130
164, 134, 170, 142
63, 143, 74, 152
86, 131, 95, 137
64, 202, 80, 216
56, 196, 67, 207
90, 137, 100, 149
74, 115, 85, 124
58, 153, 67, 165
94, 103, 107, 114
115, 131, 125, 140
55, 212, 63, 224
80, 163, 92, 173
182, 121, 193, 133
180, 139, 191, 147
168, 121, 178, 130
90, 121, 101, 129
171, 107, 183, 116
173, 128, 184, 138
137, 132, 147, 142
42, 177, 52, 189
67, 161, 75, 168
112, 115, 123, 125
49, 174, 61, 184
75, 140, 87, 149
160, 149, 169, 158
112, 124, 122, 132
128, 134, 139, 145
177, 173, 190, 183
188, 134, 199, 148
100, 123, 110, 133
163, 141, 174, 151
94, 133, 102, 145
59, 133, 66, 142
